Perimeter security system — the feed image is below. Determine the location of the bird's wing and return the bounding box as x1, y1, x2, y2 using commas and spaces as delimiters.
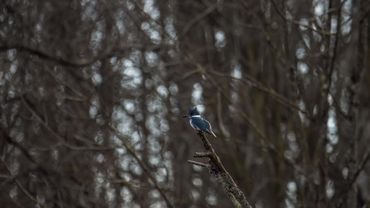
202, 118, 211, 129
189, 119, 195, 129
191, 118, 201, 130
191, 117, 206, 130
203, 118, 217, 137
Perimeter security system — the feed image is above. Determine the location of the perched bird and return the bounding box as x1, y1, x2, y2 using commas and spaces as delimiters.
184, 107, 217, 137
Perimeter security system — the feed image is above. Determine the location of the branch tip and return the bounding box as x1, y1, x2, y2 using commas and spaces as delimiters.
187, 160, 209, 168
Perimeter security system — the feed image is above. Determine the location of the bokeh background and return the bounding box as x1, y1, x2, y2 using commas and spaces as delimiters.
1, 0, 370, 207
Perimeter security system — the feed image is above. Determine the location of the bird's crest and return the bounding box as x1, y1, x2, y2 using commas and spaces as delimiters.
188, 107, 200, 116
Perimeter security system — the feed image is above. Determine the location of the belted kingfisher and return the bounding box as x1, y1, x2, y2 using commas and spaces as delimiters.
184, 107, 217, 137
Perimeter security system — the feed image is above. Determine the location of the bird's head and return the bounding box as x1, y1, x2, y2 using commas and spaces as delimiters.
182, 107, 201, 118
188, 107, 200, 116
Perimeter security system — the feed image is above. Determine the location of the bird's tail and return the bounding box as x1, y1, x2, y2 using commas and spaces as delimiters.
207, 130, 217, 138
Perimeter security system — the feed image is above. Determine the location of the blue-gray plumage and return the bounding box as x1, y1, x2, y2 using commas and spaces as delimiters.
185, 107, 217, 137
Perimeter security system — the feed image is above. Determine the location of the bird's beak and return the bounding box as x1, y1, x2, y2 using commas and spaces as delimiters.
182, 115, 188, 118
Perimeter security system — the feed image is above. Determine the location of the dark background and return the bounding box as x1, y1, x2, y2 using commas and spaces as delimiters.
1, 0, 370, 207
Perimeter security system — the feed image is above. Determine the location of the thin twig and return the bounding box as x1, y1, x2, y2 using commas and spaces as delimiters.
348, 150, 370, 190
208, 69, 310, 117
194, 151, 213, 158
1, 159, 38, 203
180, 3, 218, 39
187, 160, 209, 168
109, 125, 174, 208
0, 44, 141, 68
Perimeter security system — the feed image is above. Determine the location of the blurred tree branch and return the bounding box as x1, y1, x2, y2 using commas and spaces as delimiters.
1, 159, 39, 204
109, 125, 174, 208
0, 44, 145, 68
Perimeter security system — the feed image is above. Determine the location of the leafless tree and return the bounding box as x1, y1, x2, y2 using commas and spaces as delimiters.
1, 0, 370, 207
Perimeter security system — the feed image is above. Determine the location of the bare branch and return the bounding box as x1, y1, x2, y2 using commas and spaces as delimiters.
189, 132, 253, 208
187, 160, 209, 168
0, 44, 138, 68
109, 125, 174, 208
193, 151, 213, 158
1, 159, 38, 204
